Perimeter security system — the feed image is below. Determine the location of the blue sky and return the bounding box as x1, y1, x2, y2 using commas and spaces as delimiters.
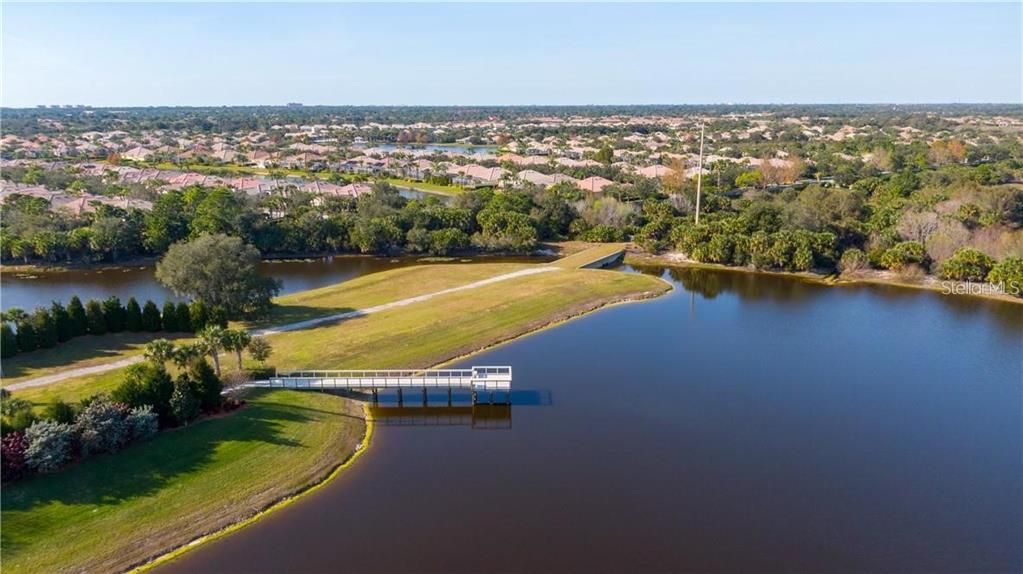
2, 2, 1020, 106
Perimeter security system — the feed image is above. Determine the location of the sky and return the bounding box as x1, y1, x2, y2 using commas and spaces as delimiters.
2, 2, 1021, 107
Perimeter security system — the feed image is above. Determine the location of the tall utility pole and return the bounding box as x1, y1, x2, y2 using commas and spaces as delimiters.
694, 122, 705, 225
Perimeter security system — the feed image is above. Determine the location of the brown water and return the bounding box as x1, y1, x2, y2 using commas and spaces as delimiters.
0, 256, 544, 311
155, 265, 1023, 573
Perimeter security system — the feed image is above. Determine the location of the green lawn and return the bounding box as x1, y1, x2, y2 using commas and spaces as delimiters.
1, 332, 190, 387
13, 369, 127, 412
1, 389, 366, 574
384, 177, 464, 196
248, 262, 530, 327
264, 267, 668, 371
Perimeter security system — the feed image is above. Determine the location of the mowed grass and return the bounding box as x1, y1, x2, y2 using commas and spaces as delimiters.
265, 267, 669, 370
384, 177, 464, 196
0, 332, 188, 387
14, 369, 127, 411
551, 243, 627, 269
1, 389, 366, 574
248, 262, 530, 327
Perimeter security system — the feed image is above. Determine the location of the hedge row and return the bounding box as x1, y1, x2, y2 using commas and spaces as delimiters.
1, 296, 228, 358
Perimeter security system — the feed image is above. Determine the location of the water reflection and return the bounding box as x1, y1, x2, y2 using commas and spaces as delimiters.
630, 263, 1023, 333
368, 404, 513, 430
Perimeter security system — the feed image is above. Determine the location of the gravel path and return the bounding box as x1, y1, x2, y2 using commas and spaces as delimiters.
5, 266, 560, 391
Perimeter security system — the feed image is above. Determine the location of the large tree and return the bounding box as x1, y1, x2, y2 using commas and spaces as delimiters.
156, 234, 280, 317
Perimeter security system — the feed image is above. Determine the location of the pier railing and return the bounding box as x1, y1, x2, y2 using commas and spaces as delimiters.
259, 366, 512, 392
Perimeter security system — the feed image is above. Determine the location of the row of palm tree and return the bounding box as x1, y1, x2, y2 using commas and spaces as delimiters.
143, 327, 271, 376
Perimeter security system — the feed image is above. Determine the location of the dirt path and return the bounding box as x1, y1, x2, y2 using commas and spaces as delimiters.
5, 266, 560, 391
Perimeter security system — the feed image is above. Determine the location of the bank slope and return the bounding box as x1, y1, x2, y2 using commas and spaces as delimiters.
265, 267, 669, 370
1, 389, 366, 574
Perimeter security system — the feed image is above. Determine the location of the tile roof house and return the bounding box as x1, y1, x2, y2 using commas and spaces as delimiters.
121, 146, 154, 161
636, 165, 675, 178
576, 176, 614, 194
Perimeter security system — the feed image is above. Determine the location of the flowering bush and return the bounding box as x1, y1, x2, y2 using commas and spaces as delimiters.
75, 397, 130, 457
126, 406, 159, 441
2, 431, 30, 481
24, 421, 75, 473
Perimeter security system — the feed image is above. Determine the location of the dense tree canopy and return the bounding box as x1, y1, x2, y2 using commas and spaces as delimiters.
155, 234, 280, 317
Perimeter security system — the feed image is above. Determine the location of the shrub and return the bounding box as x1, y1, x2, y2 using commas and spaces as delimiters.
580, 224, 625, 243
1, 323, 17, 359
141, 300, 162, 332
112, 362, 175, 426
176, 302, 192, 333
880, 241, 927, 272
428, 228, 470, 255
987, 257, 1023, 298
68, 295, 88, 336
170, 378, 200, 425
125, 405, 159, 441
125, 297, 143, 331
839, 248, 869, 274
243, 366, 276, 381
15, 320, 38, 353
85, 299, 106, 335
2, 397, 38, 435
190, 360, 224, 411
247, 336, 272, 365
75, 396, 130, 457
44, 399, 77, 424
1, 431, 30, 481
161, 301, 178, 332
102, 296, 126, 333
51, 301, 73, 343
189, 300, 209, 332
32, 308, 58, 349
24, 420, 75, 473
938, 248, 995, 282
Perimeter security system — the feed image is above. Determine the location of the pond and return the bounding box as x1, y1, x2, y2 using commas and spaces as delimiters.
0, 255, 545, 311
158, 265, 1023, 573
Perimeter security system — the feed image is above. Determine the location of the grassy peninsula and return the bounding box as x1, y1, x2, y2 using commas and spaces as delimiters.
1, 248, 669, 573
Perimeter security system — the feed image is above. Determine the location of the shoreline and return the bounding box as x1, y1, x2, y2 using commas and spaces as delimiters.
133, 277, 672, 572
626, 250, 1023, 305
131, 401, 375, 573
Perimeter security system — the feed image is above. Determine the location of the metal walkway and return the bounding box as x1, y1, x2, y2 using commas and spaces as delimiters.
254, 366, 512, 403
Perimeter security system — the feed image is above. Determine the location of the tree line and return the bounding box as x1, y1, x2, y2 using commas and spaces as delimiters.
0, 295, 227, 359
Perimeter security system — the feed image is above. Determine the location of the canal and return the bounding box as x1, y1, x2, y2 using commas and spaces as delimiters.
158, 264, 1023, 573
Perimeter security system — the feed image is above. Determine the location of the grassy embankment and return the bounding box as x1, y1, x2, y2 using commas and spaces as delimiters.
1, 247, 669, 574
1, 390, 366, 574
3, 263, 532, 407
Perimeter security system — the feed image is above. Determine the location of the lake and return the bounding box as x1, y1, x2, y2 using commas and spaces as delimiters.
158, 265, 1023, 573
0, 256, 544, 311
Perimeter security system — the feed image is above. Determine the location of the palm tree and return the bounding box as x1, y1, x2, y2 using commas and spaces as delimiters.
172, 342, 205, 370
223, 329, 252, 371
143, 339, 177, 366
199, 325, 227, 376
